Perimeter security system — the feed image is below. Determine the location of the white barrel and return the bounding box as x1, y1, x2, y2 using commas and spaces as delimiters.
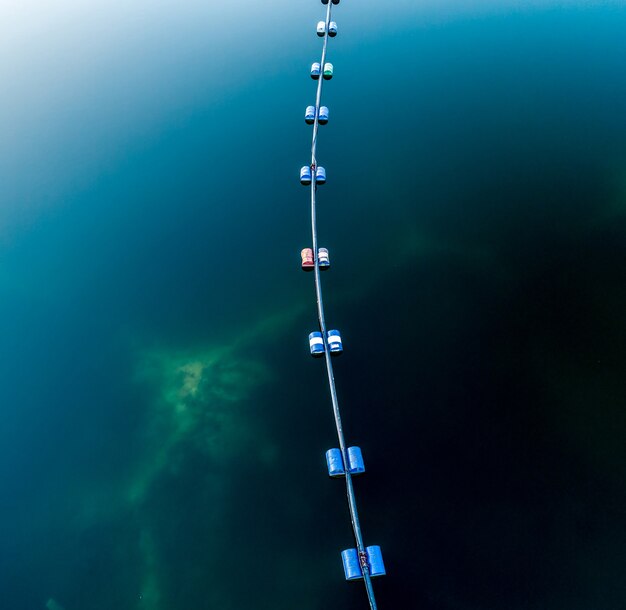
309, 331, 324, 357
327, 329, 343, 355
300, 165, 312, 185
318, 248, 330, 269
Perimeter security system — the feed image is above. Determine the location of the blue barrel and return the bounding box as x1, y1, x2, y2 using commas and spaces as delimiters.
332, 0, 341, 4
318, 106, 329, 125
325, 448, 345, 477
341, 549, 362, 581
328, 21, 338, 37
310, 62, 321, 80
316, 21, 326, 37
305, 106, 316, 125
321, 0, 329, 4
347, 446, 365, 474
300, 166, 312, 185
309, 331, 324, 358
318, 247, 330, 270
315, 166, 326, 184
323, 62, 334, 80
327, 329, 342, 355
366, 546, 386, 577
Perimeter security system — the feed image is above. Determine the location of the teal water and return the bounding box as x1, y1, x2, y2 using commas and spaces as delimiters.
1, 1, 626, 608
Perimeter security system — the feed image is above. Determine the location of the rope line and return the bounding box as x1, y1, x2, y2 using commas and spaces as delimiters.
306, 3, 379, 609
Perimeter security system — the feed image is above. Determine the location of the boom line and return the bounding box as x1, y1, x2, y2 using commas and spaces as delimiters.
305, 2, 380, 609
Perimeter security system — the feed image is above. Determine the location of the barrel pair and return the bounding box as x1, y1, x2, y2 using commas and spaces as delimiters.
326, 446, 365, 477
301, 248, 330, 271
305, 106, 329, 125
309, 330, 343, 356
341, 547, 386, 581
300, 165, 326, 185
317, 21, 338, 37
311, 62, 334, 80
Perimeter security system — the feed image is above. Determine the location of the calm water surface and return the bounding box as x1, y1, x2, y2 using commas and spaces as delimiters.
1, 1, 625, 608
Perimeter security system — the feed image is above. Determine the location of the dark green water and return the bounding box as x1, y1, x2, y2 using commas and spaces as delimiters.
1, 1, 625, 608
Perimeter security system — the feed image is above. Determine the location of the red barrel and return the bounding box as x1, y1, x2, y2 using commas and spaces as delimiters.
301, 248, 314, 271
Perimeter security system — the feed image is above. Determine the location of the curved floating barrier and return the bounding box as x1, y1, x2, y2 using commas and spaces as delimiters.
299, 1, 384, 608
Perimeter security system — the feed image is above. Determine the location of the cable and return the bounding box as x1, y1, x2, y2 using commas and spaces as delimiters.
306, 3, 380, 609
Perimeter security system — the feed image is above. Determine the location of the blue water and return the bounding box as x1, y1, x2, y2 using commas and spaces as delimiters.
1, 1, 625, 608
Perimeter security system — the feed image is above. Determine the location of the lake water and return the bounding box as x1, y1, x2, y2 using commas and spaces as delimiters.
1, 1, 625, 608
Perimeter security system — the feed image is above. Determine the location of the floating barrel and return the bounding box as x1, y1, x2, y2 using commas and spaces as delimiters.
347, 446, 365, 474
309, 331, 324, 357
310, 62, 321, 80
366, 546, 386, 577
301, 248, 314, 271
332, 0, 341, 4
318, 247, 330, 270
323, 63, 334, 80
341, 549, 362, 581
318, 106, 329, 125
315, 166, 326, 184
300, 166, 312, 185
325, 448, 345, 477
327, 330, 343, 355
328, 21, 338, 37
316, 21, 326, 37
305, 106, 316, 125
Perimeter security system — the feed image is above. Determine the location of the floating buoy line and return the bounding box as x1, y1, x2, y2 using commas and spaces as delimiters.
299, 1, 385, 608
